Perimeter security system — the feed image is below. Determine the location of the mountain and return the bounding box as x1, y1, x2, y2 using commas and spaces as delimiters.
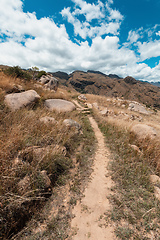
150, 82, 160, 87
54, 70, 160, 109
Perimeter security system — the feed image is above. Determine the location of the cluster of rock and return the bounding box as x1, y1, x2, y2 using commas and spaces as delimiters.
39, 74, 59, 91
87, 99, 158, 141
4, 89, 77, 113
3, 86, 82, 199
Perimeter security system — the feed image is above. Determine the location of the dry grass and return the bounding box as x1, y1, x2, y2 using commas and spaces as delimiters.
88, 92, 160, 239
86, 93, 160, 138
0, 72, 92, 239
94, 113, 160, 239
0, 72, 22, 93
0, 72, 96, 239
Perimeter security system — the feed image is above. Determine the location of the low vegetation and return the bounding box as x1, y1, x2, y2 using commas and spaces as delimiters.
1, 69, 160, 239
93, 107, 160, 239
3, 66, 32, 81
0, 72, 95, 239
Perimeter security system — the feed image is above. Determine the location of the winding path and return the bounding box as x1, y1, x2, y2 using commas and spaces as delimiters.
71, 116, 115, 240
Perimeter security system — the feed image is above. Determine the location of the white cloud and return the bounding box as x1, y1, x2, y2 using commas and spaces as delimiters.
72, 0, 105, 21
137, 40, 160, 61
61, 0, 123, 38
127, 30, 140, 43
1, 0, 160, 82
156, 31, 160, 36
108, 9, 123, 21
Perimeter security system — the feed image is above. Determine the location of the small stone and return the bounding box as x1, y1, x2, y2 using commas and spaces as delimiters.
92, 102, 99, 109
63, 119, 82, 130
40, 116, 56, 124
78, 94, 87, 101
100, 108, 108, 116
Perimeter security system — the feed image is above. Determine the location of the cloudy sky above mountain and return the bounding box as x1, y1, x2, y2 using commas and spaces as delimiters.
1, 0, 160, 82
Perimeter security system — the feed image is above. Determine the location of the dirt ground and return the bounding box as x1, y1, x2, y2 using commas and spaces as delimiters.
70, 116, 116, 240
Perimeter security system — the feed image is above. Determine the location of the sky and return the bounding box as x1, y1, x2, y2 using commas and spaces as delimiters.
1, 0, 160, 82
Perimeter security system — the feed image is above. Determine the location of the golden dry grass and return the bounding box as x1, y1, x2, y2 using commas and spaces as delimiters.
86, 93, 160, 173
0, 72, 96, 239
86, 93, 160, 135
0, 71, 21, 92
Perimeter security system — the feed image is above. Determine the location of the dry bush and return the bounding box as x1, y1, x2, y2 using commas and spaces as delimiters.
0, 72, 21, 93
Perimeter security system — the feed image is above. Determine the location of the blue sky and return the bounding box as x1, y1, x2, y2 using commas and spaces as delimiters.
1, 0, 160, 82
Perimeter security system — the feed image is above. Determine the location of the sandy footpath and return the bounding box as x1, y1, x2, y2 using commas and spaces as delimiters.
71, 116, 116, 240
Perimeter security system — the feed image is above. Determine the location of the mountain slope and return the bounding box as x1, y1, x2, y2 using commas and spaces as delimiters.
56, 71, 160, 109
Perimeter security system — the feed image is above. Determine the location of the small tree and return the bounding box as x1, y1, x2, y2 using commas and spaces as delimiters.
31, 66, 39, 79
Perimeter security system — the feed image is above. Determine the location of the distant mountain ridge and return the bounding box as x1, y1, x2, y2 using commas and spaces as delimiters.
150, 82, 160, 87
52, 70, 160, 109
0, 65, 160, 108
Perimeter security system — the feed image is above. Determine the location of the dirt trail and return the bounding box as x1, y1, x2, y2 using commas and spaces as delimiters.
71, 116, 115, 240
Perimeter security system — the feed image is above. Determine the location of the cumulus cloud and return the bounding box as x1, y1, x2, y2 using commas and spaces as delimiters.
137, 40, 160, 61
127, 30, 140, 43
0, 0, 160, 82
61, 0, 123, 38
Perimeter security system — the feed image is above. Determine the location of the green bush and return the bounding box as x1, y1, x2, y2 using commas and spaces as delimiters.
4, 66, 32, 80
37, 70, 47, 79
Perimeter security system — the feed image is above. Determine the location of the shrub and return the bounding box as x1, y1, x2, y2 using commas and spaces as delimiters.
37, 70, 47, 79
4, 66, 32, 80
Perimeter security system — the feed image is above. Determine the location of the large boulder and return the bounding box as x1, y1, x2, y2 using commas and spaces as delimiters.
128, 102, 151, 115
39, 74, 58, 91
4, 90, 40, 111
45, 99, 76, 112
131, 124, 157, 139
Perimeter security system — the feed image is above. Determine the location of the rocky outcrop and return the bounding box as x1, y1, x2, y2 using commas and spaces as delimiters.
128, 102, 152, 115
4, 90, 40, 111
39, 74, 59, 91
45, 99, 76, 112
60, 71, 160, 110
131, 124, 157, 139
124, 76, 137, 84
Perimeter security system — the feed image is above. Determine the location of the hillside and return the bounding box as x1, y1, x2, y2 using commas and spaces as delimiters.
53, 70, 160, 109
1, 67, 160, 239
